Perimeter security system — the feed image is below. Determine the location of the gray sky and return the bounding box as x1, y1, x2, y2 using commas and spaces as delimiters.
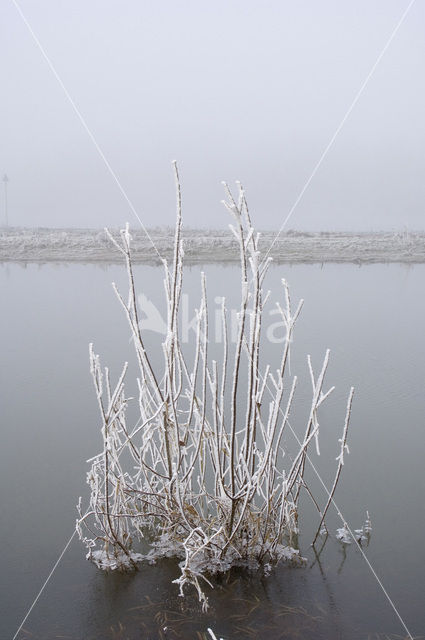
0, 0, 424, 230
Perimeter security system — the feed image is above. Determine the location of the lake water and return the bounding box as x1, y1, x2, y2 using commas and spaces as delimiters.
1, 260, 424, 639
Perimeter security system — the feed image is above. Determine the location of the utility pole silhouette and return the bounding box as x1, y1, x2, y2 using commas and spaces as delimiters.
2, 174, 9, 227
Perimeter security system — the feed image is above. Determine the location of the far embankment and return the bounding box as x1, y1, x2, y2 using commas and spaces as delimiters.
1, 227, 424, 264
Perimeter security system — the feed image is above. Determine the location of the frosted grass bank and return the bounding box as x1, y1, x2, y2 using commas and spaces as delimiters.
1, 227, 425, 264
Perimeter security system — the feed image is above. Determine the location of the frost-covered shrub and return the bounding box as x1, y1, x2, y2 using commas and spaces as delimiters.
77, 166, 354, 609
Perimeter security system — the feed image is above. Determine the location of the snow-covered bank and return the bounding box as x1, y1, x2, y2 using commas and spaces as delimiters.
1, 227, 424, 264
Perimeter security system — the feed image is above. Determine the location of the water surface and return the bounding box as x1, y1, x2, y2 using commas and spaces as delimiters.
1, 261, 424, 639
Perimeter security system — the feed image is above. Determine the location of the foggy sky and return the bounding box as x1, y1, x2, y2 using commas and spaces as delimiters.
0, 0, 424, 231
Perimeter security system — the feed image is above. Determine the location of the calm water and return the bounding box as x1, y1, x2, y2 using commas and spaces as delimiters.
1, 261, 424, 640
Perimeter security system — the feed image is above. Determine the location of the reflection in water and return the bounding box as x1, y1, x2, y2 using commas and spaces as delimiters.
21, 560, 344, 639
18, 550, 414, 639
14, 533, 411, 640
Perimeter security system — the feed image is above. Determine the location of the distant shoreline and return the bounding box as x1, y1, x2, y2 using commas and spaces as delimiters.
1, 227, 425, 264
